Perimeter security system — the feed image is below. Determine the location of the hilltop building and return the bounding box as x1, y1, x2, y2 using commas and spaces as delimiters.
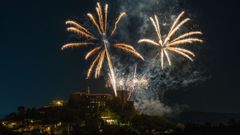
68, 90, 113, 109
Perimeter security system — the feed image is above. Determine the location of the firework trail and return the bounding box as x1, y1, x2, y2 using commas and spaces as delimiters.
106, 64, 149, 100
138, 12, 203, 69
127, 64, 149, 100
62, 2, 144, 96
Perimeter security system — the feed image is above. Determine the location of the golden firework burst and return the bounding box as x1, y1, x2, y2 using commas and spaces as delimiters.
138, 12, 203, 69
62, 2, 144, 96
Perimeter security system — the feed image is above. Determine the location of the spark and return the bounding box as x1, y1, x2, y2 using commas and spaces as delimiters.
85, 47, 101, 60
62, 2, 143, 96
138, 11, 203, 69
66, 27, 96, 39
114, 43, 144, 60
106, 64, 149, 100
65, 21, 94, 36
111, 12, 127, 36
61, 42, 95, 50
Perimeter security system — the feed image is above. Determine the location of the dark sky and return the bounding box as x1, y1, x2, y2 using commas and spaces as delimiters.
0, 0, 239, 114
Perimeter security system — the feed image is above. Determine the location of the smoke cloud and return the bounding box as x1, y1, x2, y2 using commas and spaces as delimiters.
135, 99, 172, 116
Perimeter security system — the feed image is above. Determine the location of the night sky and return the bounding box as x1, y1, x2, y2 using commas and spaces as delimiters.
0, 0, 239, 114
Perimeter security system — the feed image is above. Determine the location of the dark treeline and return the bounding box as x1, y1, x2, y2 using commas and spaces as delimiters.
172, 118, 240, 135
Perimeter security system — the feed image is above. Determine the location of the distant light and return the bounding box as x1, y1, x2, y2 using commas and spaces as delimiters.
52, 99, 64, 107
46, 126, 51, 131
56, 101, 62, 105
57, 122, 62, 126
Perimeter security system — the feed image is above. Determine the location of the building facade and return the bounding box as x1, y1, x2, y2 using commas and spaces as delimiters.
68, 90, 113, 109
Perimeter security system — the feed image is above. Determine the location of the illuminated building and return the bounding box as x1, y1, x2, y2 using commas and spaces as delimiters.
51, 99, 65, 107
68, 90, 113, 109
101, 116, 118, 125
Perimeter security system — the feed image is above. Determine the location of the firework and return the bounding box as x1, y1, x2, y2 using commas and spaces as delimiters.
138, 12, 203, 69
127, 64, 149, 100
62, 2, 144, 96
106, 64, 149, 100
